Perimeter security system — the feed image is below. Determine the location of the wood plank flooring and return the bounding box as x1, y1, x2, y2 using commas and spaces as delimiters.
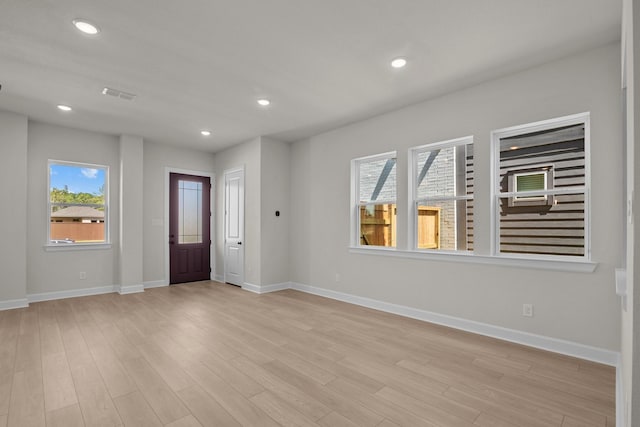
0, 281, 615, 426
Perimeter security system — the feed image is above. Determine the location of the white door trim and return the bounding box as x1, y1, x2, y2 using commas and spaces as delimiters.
164, 167, 215, 285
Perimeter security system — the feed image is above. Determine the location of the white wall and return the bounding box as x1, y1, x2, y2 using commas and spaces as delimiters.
142, 141, 216, 283
260, 138, 291, 286
290, 43, 623, 351
26, 121, 120, 295
290, 140, 311, 285
119, 135, 144, 291
214, 138, 261, 285
0, 111, 28, 305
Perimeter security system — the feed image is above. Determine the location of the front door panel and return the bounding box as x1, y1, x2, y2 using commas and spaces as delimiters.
170, 173, 210, 284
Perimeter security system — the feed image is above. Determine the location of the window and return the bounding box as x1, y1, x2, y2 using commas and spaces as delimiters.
352, 152, 397, 248
48, 161, 108, 245
492, 113, 589, 258
409, 136, 474, 251
508, 168, 554, 207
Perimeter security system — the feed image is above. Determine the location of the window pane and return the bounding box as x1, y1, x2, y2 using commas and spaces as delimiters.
498, 192, 585, 257
358, 158, 396, 203
416, 146, 455, 198
499, 123, 585, 193
516, 173, 545, 192
178, 180, 203, 244
50, 164, 105, 204
417, 200, 472, 251
50, 205, 105, 243
416, 144, 473, 200
360, 203, 396, 247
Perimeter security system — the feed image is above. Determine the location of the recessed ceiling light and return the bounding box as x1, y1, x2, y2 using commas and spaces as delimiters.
73, 19, 100, 35
200, 130, 211, 136
257, 99, 271, 107
57, 104, 72, 112
391, 57, 407, 68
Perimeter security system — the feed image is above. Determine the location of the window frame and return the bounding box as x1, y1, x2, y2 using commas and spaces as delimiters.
408, 136, 474, 252
490, 112, 590, 260
350, 151, 397, 249
46, 160, 110, 249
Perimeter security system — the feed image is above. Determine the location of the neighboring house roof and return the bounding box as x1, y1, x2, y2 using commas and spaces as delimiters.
51, 206, 104, 218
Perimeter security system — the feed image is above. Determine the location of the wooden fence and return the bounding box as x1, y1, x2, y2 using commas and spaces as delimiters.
50, 223, 105, 243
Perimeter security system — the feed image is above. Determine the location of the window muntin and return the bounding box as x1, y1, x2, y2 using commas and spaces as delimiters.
410, 137, 474, 252
352, 153, 397, 248
493, 115, 589, 258
48, 161, 108, 245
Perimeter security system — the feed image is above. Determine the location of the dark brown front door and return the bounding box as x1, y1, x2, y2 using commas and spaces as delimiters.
169, 173, 211, 284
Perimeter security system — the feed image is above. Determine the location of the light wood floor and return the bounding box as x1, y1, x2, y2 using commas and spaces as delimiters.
0, 281, 615, 426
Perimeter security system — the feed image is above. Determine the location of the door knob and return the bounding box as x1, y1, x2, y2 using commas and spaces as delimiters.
238, 242, 242, 245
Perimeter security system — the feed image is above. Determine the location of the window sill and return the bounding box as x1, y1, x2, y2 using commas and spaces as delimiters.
348, 247, 597, 273
44, 243, 112, 252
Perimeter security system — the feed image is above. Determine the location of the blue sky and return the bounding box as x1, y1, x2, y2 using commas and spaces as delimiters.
50, 164, 105, 194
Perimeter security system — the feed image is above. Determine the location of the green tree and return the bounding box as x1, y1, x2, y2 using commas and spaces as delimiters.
50, 187, 104, 207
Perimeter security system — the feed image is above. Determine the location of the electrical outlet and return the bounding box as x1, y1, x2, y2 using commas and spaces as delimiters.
335, 273, 341, 282
522, 304, 533, 317
79, 272, 86, 280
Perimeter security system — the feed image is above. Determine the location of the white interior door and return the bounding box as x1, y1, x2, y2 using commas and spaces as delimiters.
224, 168, 244, 286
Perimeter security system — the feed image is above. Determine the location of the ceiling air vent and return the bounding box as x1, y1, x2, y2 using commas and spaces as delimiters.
101, 87, 136, 101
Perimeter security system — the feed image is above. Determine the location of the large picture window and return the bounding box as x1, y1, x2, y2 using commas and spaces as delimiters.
48, 161, 108, 245
492, 113, 589, 258
351, 152, 397, 248
409, 137, 474, 251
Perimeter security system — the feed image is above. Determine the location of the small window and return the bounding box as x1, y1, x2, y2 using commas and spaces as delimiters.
48, 161, 108, 245
351, 152, 397, 248
507, 167, 554, 207
409, 136, 474, 252
492, 114, 589, 258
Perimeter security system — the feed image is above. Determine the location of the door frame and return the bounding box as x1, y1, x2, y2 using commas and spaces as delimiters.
164, 167, 215, 285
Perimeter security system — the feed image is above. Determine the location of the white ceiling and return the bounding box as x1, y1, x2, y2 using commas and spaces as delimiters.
0, 0, 621, 153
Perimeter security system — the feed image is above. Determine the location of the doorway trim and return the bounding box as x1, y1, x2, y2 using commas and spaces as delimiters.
164, 167, 215, 285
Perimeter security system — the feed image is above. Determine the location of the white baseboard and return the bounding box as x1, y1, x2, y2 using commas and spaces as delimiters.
289, 282, 620, 367
242, 282, 290, 294
241, 282, 260, 293
0, 298, 29, 311
214, 274, 224, 282
118, 284, 145, 295
28, 285, 116, 303
144, 280, 168, 289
